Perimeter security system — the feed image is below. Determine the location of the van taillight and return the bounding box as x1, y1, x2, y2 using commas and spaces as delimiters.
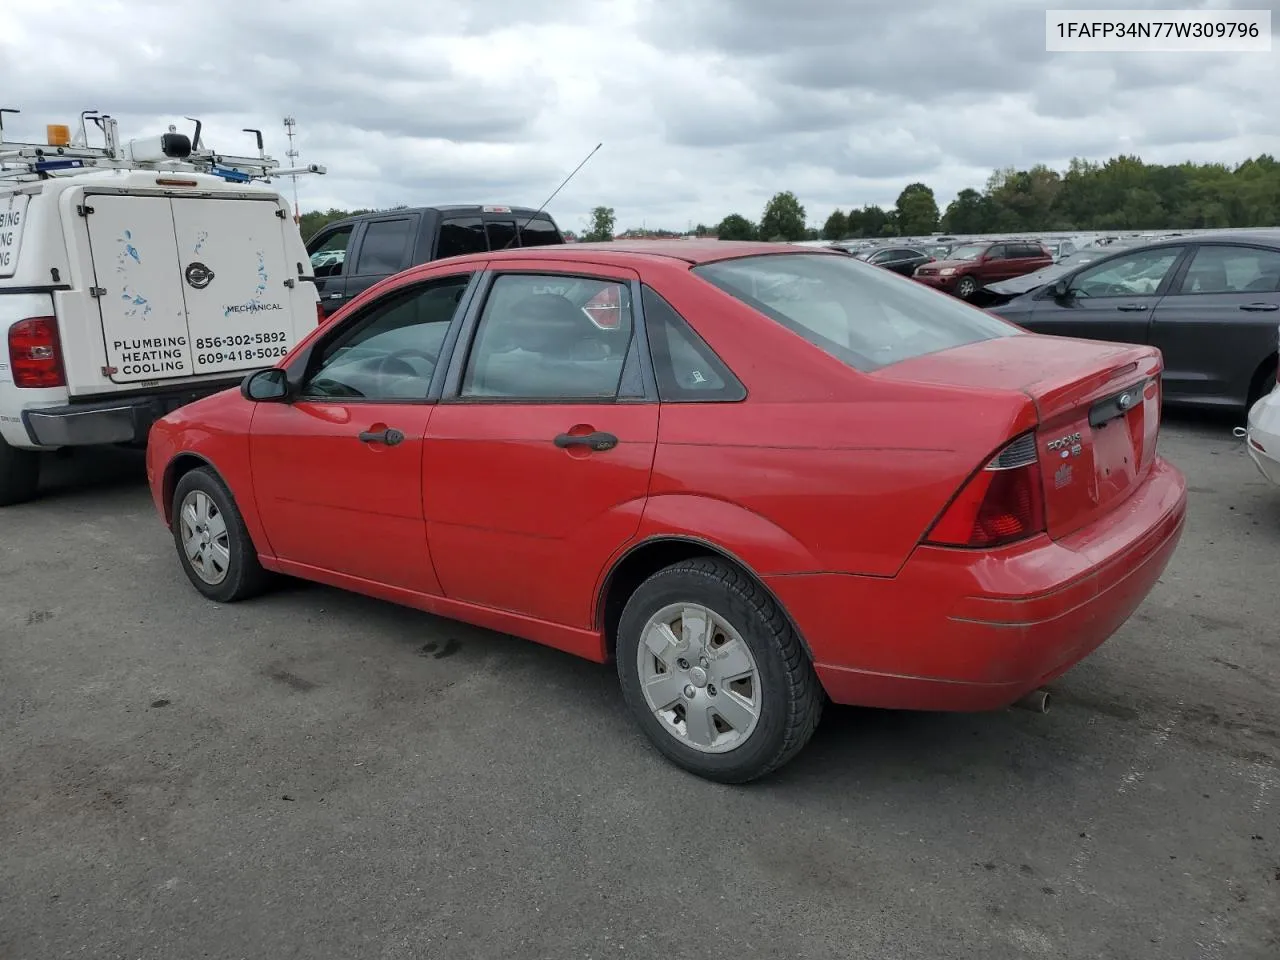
8, 317, 65, 388
316, 301, 325, 325
924, 433, 1045, 548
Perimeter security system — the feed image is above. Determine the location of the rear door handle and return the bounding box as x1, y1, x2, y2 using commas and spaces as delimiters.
1240, 302, 1279, 312
1116, 303, 1148, 312
359, 428, 404, 446
328, 292, 344, 300
554, 431, 618, 451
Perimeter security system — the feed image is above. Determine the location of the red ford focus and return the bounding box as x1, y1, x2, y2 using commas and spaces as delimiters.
146, 241, 1187, 783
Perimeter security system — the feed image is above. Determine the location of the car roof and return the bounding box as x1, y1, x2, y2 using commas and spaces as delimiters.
501, 240, 837, 266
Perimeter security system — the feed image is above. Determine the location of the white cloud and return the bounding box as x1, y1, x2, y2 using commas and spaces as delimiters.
2, 0, 1277, 233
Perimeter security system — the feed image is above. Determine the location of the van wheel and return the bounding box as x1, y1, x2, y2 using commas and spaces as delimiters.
616, 558, 824, 783
956, 276, 978, 299
0, 437, 40, 506
171, 467, 270, 602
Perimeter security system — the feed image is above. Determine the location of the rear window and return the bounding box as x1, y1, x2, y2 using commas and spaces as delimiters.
692, 253, 1019, 372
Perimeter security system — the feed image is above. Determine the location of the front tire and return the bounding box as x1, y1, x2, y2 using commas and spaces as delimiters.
0, 437, 40, 506
616, 558, 824, 783
171, 467, 270, 603
956, 276, 978, 300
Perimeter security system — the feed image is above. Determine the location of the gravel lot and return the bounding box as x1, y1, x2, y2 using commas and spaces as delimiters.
2, 415, 1277, 960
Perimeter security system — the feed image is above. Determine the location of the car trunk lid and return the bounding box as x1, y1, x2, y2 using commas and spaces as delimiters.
876, 333, 1163, 539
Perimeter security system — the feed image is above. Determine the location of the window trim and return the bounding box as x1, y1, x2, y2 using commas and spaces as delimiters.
1166, 242, 1280, 297
284, 272, 481, 405
307, 223, 356, 278
439, 268, 658, 405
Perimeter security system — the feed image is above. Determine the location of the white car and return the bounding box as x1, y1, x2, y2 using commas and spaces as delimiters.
1243, 380, 1280, 485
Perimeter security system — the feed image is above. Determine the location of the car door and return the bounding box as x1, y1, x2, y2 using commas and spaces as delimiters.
306, 222, 355, 316
342, 215, 420, 305
424, 263, 658, 629
1016, 245, 1189, 346
1148, 243, 1280, 405
249, 271, 479, 592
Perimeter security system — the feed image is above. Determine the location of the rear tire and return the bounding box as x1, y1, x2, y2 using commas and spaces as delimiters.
616, 557, 824, 783
0, 437, 40, 506
171, 467, 270, 603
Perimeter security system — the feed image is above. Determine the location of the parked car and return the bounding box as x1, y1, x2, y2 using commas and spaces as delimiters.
1244, 381, 1280, 486
989, 231, 1280, 410
859, 246, 935, 276
306, 205, 564, 316
146, 240, 1187, 783
913, 240, 1053, 300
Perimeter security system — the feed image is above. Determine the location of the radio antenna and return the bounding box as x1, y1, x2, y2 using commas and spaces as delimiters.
504, 142, 602, 248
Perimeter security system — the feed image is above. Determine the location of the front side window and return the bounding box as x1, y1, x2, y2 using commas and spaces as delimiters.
1071, 247, 1185, 298
462, 274, 636, 399
308, 226, 353, 278
300, 275, 471, 401
355, 218, 414, 275
1177, 245, 1280, 295
985, 244, 1008, 260
693, 253, 1018, 373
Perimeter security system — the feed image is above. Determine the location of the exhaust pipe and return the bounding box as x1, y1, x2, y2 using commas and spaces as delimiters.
1013, 688, 1051, 714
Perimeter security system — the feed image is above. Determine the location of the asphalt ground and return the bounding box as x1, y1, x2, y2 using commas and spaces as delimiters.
1, 413, 1277, 960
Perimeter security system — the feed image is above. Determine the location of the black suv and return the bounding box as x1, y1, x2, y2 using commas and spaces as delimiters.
306, 205, 564, 315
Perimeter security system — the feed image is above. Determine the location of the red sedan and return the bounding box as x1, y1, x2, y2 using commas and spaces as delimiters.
146, 241, 1187, 783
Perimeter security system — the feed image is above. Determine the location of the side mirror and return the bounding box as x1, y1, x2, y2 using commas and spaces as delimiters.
1052, 278, 1071, 299
241, 367, 290, 402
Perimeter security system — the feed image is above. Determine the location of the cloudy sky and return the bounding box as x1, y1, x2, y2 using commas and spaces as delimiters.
1, 0, 1277, 234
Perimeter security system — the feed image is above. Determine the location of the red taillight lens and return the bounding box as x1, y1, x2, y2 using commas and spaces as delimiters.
925, 433, 1046, 548
8, 317, 65, 388
316, 301, 325, 325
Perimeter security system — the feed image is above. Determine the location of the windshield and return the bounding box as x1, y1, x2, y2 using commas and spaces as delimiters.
947, 243, 987, 261
693, 253, 1019, 372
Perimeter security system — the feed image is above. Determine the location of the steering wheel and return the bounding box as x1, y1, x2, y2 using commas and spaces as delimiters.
372, 347, 439, 381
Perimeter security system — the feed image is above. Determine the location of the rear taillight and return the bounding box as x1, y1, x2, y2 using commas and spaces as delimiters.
316, 301, 325, 325
925, 433, 1046, 548
8, 317, 65, 388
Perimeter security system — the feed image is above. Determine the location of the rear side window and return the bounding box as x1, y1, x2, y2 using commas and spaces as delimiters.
693, 254, 1018, 373
355, 218, 413, 275
641, 285, 745, 401
437, 217, 488, 259
1178, 245, 1280, 294
518, 218, 563, 247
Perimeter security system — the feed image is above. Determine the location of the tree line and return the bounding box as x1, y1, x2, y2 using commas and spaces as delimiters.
296, 153, 1280, 245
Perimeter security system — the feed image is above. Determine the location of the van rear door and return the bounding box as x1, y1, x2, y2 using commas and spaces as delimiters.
170, 197, 294, 377
84, 195, 194, 384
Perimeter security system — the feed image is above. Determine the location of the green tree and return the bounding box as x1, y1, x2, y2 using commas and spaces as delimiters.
822, 209, 849, 240
759, 191, 807, 241
716, 213, 757, 241
856, 204, 889, 238
894, 183, 939, 236
583, 206, 616, 242
940, 188, 989, 233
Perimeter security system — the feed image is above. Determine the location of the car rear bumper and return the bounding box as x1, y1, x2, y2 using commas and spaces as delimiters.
766, 456, 1187, 711
1245, 393, 1280, 486
21, 383, 236, 447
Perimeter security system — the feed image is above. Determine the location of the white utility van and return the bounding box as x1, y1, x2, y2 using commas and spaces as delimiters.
0, 111, 325, 504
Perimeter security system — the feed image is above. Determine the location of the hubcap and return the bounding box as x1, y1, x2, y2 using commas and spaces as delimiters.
636, 603, 761, 754
179, 490, 231, 586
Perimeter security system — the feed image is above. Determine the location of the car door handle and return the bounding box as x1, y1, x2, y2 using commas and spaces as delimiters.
1239, 302, 1279, 312
1116, 303, 1148, 312
327, 292, 344, 300
554, 431, 618, 451
358, 428, 404, 446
